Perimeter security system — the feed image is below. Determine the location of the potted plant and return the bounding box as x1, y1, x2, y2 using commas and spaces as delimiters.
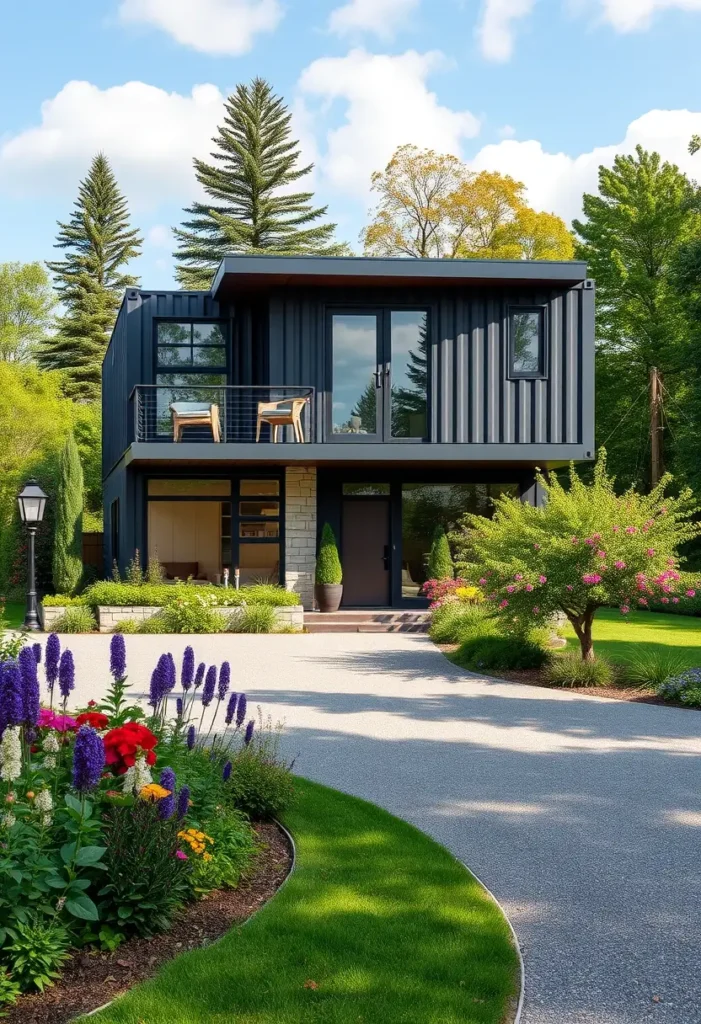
315, 523, 343, 612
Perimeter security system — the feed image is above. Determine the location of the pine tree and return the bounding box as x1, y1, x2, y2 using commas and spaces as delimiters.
40, 154, 142, 400
174, 78, 347, 289
391, 319, 428, 437
53, 432, 84, 595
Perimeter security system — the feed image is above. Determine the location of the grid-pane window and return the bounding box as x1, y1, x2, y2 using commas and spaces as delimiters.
155, 321, 227, 437
510, 308, 546, 377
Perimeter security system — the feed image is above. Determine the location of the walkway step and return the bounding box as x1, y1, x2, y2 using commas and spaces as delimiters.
304, 610, 430, 634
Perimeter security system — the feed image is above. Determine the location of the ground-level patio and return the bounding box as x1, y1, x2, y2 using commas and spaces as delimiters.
45, 632, 701, 1024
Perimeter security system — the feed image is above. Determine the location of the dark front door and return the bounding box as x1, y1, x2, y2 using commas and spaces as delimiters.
341, 499, 390, 606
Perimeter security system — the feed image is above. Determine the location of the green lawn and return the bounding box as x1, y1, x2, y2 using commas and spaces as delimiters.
1, 601, 24, 629
88, 777, 519, 1024
563, 608, 701, 667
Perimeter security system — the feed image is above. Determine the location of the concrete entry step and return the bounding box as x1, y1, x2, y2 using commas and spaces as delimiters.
304, 610, 430, 634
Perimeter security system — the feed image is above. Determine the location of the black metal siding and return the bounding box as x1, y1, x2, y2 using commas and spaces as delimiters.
268, 284, 593, 449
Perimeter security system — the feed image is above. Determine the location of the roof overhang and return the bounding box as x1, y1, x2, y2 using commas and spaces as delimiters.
210, 255, 589, 299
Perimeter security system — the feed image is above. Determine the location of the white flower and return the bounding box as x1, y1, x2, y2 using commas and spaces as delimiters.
42, 731, 60, 754
42, 755, 57, 770
0, 727, 22, 783
35, 789, 53, 827
122, 753, 152, 795
1, 811, 16, 829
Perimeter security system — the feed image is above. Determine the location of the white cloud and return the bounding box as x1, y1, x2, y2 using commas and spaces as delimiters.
498, 124, 516, 139
297, 49, 480, 197
597, 0, 701, 31
117, 0, 282, 56
469, 108, 701, 225
328, 0, 419, 38
0, 80, 225, 209
147, 224, 172, 247
476, 0, 536, 61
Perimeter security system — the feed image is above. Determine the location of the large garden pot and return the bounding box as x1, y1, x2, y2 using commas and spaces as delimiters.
315, 583, 343, 613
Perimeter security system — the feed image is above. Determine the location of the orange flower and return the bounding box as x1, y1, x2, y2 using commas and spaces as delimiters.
139, 783, 171, 802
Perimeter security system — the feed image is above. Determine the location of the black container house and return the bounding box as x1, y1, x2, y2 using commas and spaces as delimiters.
102, 255, 595, 609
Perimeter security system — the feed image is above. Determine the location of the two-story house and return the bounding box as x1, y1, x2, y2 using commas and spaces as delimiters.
102, 255, 594, 609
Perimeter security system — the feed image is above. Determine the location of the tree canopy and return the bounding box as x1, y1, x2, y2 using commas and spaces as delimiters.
0, 262, 57, 364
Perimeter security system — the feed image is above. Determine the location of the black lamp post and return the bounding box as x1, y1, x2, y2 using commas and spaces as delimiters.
17, 479, 48, 632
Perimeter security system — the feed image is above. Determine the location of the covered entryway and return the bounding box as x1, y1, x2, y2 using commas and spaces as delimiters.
341, 497, 390, 606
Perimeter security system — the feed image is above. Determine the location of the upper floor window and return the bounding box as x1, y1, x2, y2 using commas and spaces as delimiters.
509, 307, 546, 378
156, 322, 227, 371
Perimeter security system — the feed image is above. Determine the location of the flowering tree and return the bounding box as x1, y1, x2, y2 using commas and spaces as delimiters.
461, 454, 701, 661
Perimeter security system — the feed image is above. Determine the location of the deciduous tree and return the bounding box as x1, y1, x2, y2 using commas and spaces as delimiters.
0, 262, 57, 364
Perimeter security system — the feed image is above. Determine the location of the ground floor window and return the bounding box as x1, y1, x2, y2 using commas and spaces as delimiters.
146, 476, 281, 585
401, 483, 519, 598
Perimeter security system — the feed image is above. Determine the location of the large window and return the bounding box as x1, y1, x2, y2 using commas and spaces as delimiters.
401, 483, 519, 598
390, 311, 427, 438
331, 314, 378, 435
509, 307, 546, 378
155, 321, 228, 437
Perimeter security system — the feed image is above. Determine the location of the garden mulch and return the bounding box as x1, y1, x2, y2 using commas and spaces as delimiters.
7, 820, 293, 1024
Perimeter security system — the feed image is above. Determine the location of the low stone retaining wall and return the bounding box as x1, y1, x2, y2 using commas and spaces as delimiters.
42, 604, 304, 633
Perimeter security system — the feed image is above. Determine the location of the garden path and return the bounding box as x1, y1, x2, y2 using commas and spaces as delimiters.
44, 632, 701, 1024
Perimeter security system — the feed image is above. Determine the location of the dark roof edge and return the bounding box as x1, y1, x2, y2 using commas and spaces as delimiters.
211, 254, 588, 296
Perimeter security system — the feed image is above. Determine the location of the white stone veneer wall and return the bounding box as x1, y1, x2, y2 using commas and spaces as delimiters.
284, 466, 317, 610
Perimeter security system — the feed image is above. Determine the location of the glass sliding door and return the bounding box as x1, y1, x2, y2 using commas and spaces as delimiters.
330, 313, 380, 438
390, 311, 428, 438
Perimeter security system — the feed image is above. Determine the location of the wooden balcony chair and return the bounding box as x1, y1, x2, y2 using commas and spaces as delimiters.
255, 396, 308, 443
170, 401, 221, 443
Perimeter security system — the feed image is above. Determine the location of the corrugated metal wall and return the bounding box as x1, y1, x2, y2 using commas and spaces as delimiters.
268, 284, 590, 446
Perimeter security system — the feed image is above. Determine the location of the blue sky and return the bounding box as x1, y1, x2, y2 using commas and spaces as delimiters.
1, 0, 700, 288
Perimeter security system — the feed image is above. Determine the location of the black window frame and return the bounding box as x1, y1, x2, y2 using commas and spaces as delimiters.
154, 318, 229, 378
507, 305, 548, 380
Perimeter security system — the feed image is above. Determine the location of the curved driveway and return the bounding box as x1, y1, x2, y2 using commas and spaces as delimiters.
59, 632, 701, 1024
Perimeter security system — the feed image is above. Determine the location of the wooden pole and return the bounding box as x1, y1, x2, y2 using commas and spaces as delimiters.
650, 366, 663, 488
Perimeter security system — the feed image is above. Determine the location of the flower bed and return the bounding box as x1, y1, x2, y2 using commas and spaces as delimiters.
41, 604, 304, 634
0, 634, 295, 1016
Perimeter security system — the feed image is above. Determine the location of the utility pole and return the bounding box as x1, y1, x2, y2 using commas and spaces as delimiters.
650, 366, 663, 488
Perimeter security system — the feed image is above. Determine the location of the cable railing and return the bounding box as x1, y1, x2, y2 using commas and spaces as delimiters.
131, 385, 316, 444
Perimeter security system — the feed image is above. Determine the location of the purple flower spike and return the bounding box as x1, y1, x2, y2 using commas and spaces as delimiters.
0, 662, 24, 729
201, 666, 216, 708
19, 646, 40, 727
218, 662, 230, 702
225, 692, 238, 726
186, 724, 196, 750
181, 646, 195, 691
72, 726, 105, 794
165, 653, 176, 693
176, 697, 183, 718
58, 650, 75, 700
194, 662, 205, 689
109, 634, 127, 680
235, 693, 247, 728
176, 785, 190, 820
158, 767, 176, 819
244, 719, 255, 746
45, 634, 60, 686
33, 643, 42, 665
149, 654, 170, 707
222, 761, 232, 782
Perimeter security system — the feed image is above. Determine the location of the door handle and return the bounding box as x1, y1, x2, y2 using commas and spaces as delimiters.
374, 369, 383, 389
383, 545, 390, 570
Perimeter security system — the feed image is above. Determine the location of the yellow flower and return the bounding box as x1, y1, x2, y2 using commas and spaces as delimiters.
455, 586, 482, 604
203, 852, 213, 862
140, 784, 171, 802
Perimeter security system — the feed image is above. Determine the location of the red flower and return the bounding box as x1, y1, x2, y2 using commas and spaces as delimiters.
103, 723, 159, 775
76, 712, 110, 730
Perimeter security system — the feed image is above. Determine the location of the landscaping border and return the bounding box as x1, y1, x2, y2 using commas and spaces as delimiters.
41, 603, 304, 633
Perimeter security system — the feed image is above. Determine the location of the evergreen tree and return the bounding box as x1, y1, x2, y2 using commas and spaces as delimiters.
350, 378, 378, 433
392, 319, 428, 437
316, 523, 342, 585
174, 78, 347, 289
427, 526, 454, 581
52, 432, 83, 595
40, 154, 142, 400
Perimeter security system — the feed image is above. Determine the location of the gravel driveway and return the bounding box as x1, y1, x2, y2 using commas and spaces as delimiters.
39, 631, 701, 1024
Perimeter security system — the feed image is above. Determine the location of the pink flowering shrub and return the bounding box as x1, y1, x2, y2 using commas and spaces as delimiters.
455, 451, 701, 660
421, 577, 470, 608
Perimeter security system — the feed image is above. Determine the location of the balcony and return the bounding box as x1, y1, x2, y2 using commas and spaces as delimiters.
131, 385, 316, 444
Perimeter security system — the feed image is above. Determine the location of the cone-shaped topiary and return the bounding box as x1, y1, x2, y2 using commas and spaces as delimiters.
52, 432, 83, 595
316, 523, 342, 585
428, 526, 454, 581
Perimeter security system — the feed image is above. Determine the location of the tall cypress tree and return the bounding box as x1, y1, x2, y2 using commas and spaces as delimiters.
40, 154, 142, 400
53, 432, 84, 595
174, 78, 347, 289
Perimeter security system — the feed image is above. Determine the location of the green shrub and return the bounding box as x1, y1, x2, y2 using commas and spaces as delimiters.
97, 801, 190, 939
135, 615, 168, 634
42, 593, 87, 607
229, 604, 276, 634
50, 605, 96, 633
218, 584, 300, 607
4, 917, 71, 992
52, 432, 83, 595
455, 633, 550, 672
428, 526, 453, 581
545, 652, 614, 688
0, 630, 26, 661
187, 810, 257, 895
316, 522, 342, 585
112, 618, 139, 634
221, 713, 295, 819
0, 966, 21, 1010
681, 687, 701, 707
619, 648, 689, 689
157, 593, 226, 634
429, 602, 494, 645
62, 580, 299, 610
